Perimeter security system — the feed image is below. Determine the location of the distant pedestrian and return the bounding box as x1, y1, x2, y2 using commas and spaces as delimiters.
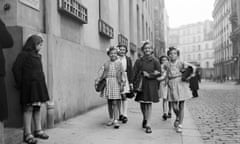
12, 34, 49, 144
0, 18, 13, 122
117, 44, 133, 124
189, 68, 201, 98
133, 41, 161, 133
157, 55, 172, 120
166, 47, 195, 133
98, 46, 125, 129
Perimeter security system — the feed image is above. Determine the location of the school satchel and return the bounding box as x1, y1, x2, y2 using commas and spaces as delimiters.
126, 91, 135, 99
95, 79, 106, 92
181, 66, 193, 82
133, 72, 143, 92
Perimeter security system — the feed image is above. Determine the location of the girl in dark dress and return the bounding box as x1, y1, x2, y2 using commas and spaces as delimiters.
12, 35, 49, 144
133, 41, 161, 133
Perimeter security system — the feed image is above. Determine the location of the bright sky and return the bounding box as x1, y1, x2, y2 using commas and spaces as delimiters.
165, 0, 215, 28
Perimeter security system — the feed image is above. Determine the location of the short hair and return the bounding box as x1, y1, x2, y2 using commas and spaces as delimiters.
106, 46, 118, 55
117, 44, 128, 53
22, 35, 43, 52
159, 55, 169, 64
167, 47, 180, 56
141, 40, 152, 51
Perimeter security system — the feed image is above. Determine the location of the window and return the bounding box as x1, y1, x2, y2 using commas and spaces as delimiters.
198, 54, 201, 60
206, 61, 209, 68
205, 43, 208, 49
198, 45, 201, 51
98, 19, 114, 39
58, 0, 88, 24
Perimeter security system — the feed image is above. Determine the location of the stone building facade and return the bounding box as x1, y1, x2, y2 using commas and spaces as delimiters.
0, 0, 165, 143
230, 0, 240, 82
168, 21, 215, 79
213, 0, 233, 81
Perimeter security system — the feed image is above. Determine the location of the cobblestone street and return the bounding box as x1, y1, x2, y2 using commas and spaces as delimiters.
187, 81, 240, 144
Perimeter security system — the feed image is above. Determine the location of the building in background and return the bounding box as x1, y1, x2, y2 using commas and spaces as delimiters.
168, 28, 180, 48
154, 0, 168, 57
0, 0, 165, 143
163, 8, 169, 53
168, 21, 215, 79
230, 0, 240, 82
212, 0, 233, 81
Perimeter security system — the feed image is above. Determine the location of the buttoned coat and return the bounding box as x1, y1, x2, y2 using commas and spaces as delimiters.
12, 51, 49, 105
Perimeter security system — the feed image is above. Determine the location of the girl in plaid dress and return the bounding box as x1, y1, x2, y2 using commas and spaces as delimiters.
99, 46, 125, 129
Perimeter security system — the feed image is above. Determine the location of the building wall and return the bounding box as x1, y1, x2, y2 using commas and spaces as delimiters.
213, 0, 233, 81
0, 0, 161, 128
168, 21, 215, 79
230, 0, 240, 82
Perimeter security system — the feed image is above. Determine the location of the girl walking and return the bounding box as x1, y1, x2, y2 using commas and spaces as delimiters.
167, 47, 195, 133
133, 41, 161, 133
117, 44, 133, 124
98, 46, 125, 129
157, 56, 172, 121
12, 35, 49, 144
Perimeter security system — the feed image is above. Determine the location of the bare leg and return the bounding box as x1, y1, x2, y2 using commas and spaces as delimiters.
168, 102, 172, 114
113, 100, 121, 128
33, 106, 42, 131
107, 100, 113, 120
145, 103, 152, 127
23, 106, 33, 135
121, 99, 128, 117
162, 99, 168, 114
140, 103, 146, 120
178, 101, 185, 125
172, 102, 179, 120
112, 100, 120, 121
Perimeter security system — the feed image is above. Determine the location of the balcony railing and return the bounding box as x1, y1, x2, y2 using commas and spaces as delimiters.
58, 0, 88, 24
98, 19, 114, 39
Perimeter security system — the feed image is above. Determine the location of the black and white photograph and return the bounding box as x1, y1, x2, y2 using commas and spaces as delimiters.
0, 0, 240, 144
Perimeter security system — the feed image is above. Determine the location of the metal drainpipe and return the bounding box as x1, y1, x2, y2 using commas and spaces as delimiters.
44, 0, 55, 129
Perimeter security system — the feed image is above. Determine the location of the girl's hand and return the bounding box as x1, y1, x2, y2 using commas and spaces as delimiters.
120, 83, 124, 92
143, 71, 150, 77
129, 83, 133, 91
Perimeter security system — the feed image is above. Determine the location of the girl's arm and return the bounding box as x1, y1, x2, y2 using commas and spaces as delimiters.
12, 52, 26, 88
144, 59, 161, 79
157, 70, 167, 81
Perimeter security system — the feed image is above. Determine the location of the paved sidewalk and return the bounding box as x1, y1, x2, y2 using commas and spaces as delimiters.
38, 100, 203, 144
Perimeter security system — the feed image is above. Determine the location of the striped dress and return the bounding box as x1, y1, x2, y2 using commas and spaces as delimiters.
101, 60, 122, 100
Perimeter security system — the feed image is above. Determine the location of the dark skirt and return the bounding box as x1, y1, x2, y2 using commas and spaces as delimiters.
0, 77, 8, 121
135, 78, 159, 103
20, 80, 50, 105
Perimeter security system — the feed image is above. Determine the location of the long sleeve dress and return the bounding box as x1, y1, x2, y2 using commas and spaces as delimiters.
133, 55, 161, 103
12, 51, 49, 106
